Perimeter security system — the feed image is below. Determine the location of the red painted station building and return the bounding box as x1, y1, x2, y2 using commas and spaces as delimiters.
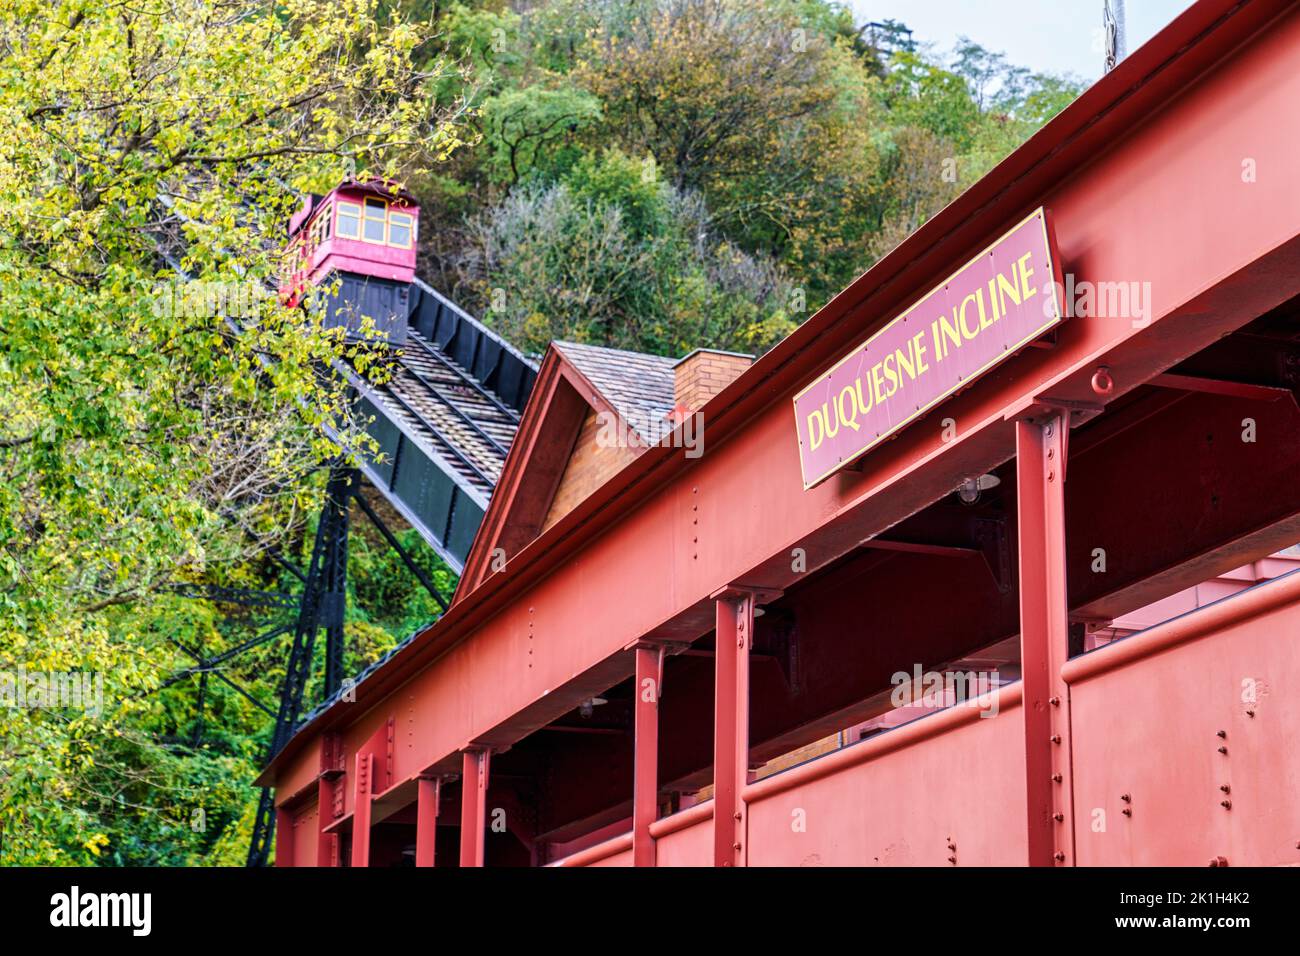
259, 0, 1300, 867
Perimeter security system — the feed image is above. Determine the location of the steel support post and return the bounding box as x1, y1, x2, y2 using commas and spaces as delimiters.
632, 644, 664, 867
314, 734, 342, 867
317, 776, 339, 867
274, 807, 293, 867
415, 776, 441, 868
1015, 415, 1076, 866
322, 467, 354, 697
459, 748, 490, 867
712, 589, 754, 867
352, 751, 374, 867
247, 467, 356, 867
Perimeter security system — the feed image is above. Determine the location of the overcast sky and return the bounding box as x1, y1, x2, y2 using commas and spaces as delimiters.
847, 1, 1197, 83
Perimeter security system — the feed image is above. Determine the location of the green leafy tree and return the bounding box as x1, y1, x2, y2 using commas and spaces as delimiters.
0, 0, 465, 864
570, 0, 883, 308
468, 149, 795, 355
480, 85, 603, 185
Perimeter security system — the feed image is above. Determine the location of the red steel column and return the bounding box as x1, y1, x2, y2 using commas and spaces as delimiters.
316, 733, 342, 867
316, 779, 338, 866
735, 598, 752, 869
459, 747, 490, 867
1016, 415, 1076, 866
712, 590, 753, 867
632, 644, 662, 867
352, 751, 374, 868
274, 807, 293, 867
415, 776, 441, 868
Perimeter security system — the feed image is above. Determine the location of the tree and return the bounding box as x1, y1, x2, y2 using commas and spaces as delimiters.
0, 0, 464, 864
572, 0, 883, 308
467, 150, 795, 356
480, 86, 603, 185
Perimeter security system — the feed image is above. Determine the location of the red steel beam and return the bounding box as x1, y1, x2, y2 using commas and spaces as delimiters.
861, 539, 980, 558
459, 748, 490, 867
352, 751, 374, 868
712, 590, 754, 867
1150, 372, 1292, 403
632, 645, 662, 867
316, 733, 342, 867
712, 598, 739, 867
415, 776, 441, 868
316, 780, 338, 866
274, 808, 293, 868
735, 598, 752, 869
1014, 415, 1074, 867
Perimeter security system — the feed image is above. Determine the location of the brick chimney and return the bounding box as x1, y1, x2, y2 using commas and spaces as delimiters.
672, 348, 753, 418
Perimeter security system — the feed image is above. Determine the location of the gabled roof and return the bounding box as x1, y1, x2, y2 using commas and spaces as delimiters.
554, 342, 677, 443
455, 339, 679, 600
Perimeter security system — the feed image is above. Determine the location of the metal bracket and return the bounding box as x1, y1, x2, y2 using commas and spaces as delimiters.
1006, 399, 1088, 479
710, 583, 785, 605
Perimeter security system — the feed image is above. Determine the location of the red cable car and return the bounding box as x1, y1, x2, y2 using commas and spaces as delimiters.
279, 178, 420, 308
279, 178, 421, 345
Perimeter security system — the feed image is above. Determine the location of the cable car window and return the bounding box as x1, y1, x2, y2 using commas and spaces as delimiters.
280, 244, 296, 284
336, 202, 361, 239
388, 212, 413, 249
362, 197, 387, 243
